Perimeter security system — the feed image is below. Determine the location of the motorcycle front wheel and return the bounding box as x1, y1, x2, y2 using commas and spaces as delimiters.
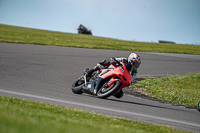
71, 76, 85, 94
97, 80, 121, 99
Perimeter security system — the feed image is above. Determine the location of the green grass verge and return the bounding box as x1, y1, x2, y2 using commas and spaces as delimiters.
0, 96, 188, 133
131, 73, 200, 107
1, 24, 200, 54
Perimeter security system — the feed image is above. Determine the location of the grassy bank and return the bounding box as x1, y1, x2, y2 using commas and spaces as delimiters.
0, 96, 188, 133
1, 24, 200, 54
132, 73, 200, 107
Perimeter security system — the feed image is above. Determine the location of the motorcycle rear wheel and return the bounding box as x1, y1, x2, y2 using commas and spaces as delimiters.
71, 76, 84, 94
97, 80, 121, 99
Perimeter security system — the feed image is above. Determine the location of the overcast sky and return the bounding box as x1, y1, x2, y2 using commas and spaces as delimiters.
0, 0, 200, 45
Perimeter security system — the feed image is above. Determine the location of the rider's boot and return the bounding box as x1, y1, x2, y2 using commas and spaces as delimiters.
113, 90, 124, 99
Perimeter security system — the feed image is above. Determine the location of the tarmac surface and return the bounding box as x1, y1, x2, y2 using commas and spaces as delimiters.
0, 42, 200, 132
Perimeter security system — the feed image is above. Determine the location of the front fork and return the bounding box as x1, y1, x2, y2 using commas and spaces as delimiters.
84, 74, 87, 85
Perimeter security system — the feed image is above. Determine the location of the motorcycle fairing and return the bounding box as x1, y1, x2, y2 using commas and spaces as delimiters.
98, 63, 132, 90
82, 77, 103, 95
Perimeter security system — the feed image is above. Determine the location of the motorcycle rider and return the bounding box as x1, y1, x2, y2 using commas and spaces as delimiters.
77, 24, 86, 34
85, 53, 141, 98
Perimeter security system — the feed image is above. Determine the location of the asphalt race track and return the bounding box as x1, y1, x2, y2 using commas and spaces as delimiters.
0, 42, 200, 132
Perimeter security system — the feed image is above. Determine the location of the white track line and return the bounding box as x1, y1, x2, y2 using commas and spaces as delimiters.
0, 89, 200, 128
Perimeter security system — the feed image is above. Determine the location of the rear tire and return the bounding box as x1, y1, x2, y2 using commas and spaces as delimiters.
71, 76, 84, 94
97, 80, 121, 99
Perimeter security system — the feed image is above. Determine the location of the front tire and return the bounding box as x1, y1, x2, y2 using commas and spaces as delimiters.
71, 76, 85, 94
97, 80, 121, 99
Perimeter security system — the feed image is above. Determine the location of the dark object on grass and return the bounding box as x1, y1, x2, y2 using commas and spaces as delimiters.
197, 101, 200, 112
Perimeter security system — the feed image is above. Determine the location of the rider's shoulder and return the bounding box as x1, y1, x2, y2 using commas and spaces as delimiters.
116, 57, 127, 62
